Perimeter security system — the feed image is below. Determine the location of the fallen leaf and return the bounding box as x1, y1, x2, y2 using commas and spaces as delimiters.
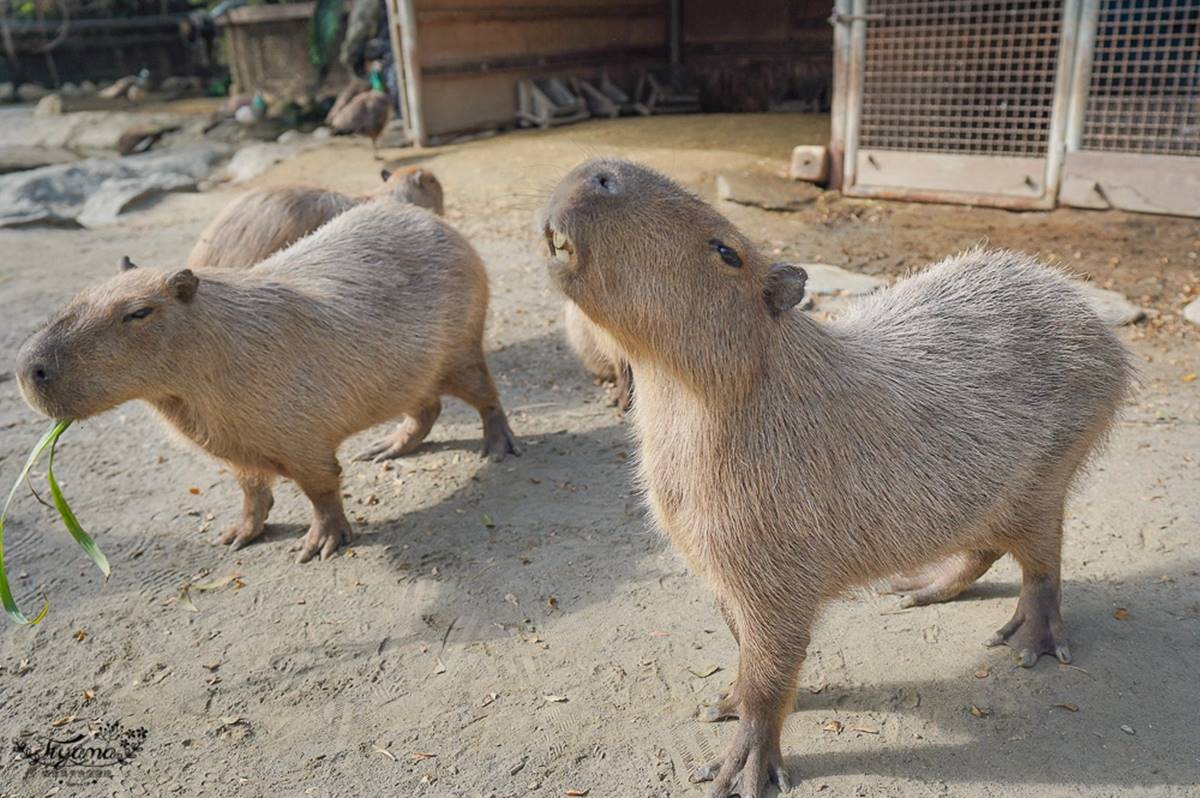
1182, 373, 1196, 383
83, 689, 95, 702
1120, 724, 1135, 735
178, 588, 200, 613
547, 596, 558, 609
74, 629, 87, 642
433, 658, 446, 675
821, 719, 844, 734
1054, 703, 1079, 712
373, 747, 397, 762
202, 662, 221, 672
688, 665, 721, 679
1113, 608, 1130, 621
543, 694, 568, 703
482, 513, 495, 528
851, 725, 880, 734
565, 791, 589, 797
51, 715, 74, 727
973, 668, 990, 679
189, 487, 201, 495
970, 705, 991, 718
411, 751, 437, 760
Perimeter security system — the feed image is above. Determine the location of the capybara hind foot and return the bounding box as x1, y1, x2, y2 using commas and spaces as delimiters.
481, 407, 519, 461
887, 549, 1002, 607
697, 681, 739, 723
690, 721, 791, 797
986, 573, 1070, 667
355, 399, 443, 462
295, 516, 352, 563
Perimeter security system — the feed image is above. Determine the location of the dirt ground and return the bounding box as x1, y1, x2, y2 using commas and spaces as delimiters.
0, 115, 1197, 798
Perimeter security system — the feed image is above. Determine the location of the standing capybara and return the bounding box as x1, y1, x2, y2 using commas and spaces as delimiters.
16, 195, 517, 563
539, 159, 1132, 796
564, 301, 633, 411
185, 166, 445, 271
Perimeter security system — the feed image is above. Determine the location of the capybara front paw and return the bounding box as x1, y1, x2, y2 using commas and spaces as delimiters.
294, 519, 352, 563
481, 408, 519, 461
986, 600, 1071, 667
219, 518, 265, 551
690, 723, 791, 797
696, 680, 739, 723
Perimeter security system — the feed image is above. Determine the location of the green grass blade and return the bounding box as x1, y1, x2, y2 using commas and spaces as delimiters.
0, 421, 61, 625
47, 426, 110, 579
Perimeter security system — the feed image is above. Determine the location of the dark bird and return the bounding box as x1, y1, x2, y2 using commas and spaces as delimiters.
328, 66, 391, 158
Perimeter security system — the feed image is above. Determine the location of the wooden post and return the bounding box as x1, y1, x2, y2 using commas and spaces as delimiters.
397, 0, 426, 146
384, 0, 412, 138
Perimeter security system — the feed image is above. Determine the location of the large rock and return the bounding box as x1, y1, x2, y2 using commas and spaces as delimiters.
716, 172, 821, 212
0, 145, 77, 175
1183, 297, 1200, 327
222, 142, 307, 183
33, 94, 63, 118
0, 146, 226, 228
1081, 284, 1145, 327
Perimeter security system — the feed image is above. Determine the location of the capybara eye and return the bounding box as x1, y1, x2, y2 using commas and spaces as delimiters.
123, 307, 154, 323
709, 239, 743, 268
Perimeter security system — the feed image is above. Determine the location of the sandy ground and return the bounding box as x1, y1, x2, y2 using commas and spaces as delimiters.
0, 115, 1197, 798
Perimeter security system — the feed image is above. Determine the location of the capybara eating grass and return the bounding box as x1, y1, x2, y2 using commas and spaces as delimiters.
17, 195, 517, 563
539, 159, 1132, 796
185, 166, 444, 271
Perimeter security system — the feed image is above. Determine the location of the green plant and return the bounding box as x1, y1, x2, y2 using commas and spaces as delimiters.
0, 420, 110, 625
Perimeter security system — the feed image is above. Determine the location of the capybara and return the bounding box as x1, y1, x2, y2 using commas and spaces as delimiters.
539, 159, 1131, 796
564, 301, 633, 411
17, 195, 518, 563
185, 166, 444, 271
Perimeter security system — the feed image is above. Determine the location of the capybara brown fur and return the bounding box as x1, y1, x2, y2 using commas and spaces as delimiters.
564, 301, 633, 411
185, 166, 445, 271
540, 159, 1132, 796
17, 195, 517, 563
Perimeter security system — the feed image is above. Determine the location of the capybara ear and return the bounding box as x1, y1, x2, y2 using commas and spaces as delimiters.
120, 256, 138, 272
408, 168, 425, 185
763, 263, 808, 316
166, 269, 199, 303
380, 168, 392, 182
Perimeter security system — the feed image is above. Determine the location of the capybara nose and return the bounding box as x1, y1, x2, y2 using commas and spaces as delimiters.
26, 362, 52, 386
589, 170, 618, 195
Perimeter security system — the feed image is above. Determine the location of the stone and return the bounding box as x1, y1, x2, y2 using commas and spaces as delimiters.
79, 80, 98, 94
311, 125, 333, 141
716, 172, 821, 212
59, 82, 80, 96
789, 145, 829, 183
0, 145, 226, 227
16, 83, 50, 102
222, 142, 304, 183
798, 263, 887, 296
1183, 297, 1200, 327
33, 94, 63, 117
1080, 284, 1145, 327
0, 145, 77, 175
276, 129, 307, 145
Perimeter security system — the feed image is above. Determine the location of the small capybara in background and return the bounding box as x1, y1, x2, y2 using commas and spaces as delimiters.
186, 166, 444, 271
17, 195, 517, 563
539, 158, 1131, 796
564, 301, 633, 411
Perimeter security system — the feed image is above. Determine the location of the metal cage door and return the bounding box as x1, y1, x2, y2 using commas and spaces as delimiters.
836, 0, 1081, 209
1060, 0, 1200, 217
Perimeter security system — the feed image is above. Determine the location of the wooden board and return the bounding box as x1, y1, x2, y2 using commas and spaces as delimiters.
1060, 151, 1200, 218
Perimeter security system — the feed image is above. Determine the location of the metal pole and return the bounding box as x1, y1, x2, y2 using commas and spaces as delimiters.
1044, 0, 1084, 205
397, 0, 426, 146
383, 0, 412, 138
1064, 0, 1099, 152
828, 0, 853, 190
841, 0, 867, 191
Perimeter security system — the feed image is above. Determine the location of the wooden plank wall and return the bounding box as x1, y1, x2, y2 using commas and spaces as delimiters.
412, 0, 668, 140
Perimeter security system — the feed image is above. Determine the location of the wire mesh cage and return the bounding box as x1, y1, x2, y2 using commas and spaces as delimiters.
858, 0, 1066, 157
1080, 0, 1200, 156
